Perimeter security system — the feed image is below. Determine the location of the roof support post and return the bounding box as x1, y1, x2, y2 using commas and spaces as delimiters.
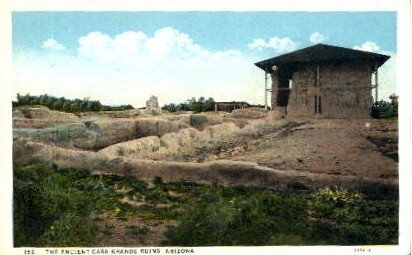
265, 71, 269, 110
375, 68, 379, 102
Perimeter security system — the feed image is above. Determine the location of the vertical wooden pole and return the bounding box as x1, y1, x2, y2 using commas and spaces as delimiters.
315, 63, 320, 115
375, 68, 379, 102
265, 72, 268, 110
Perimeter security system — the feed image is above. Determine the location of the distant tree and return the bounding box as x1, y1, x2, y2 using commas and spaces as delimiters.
162, 103, 178, 112
162, 96, 215, 113
69, 103, 79, 112
31, 95, 37, 105
86, 101, 93, 111
389, 94, 398, 108
80, 101, 88, 111
16, 93, 21, 103
52, 101, 61, 110
204, 97, 215, 112
21, 94, 30, 105
90, 101, 102, 111
13, 93, 134, 113
62, 102, 70, 112
45, 95, 53, 108
371, 94, 398, 119
192, 99, 204, 113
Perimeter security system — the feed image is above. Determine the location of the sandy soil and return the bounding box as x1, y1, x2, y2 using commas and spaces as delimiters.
227, 118, 398, 180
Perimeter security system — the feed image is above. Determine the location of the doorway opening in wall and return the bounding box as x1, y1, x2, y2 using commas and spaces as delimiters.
276, 73, 291, 108
276, 67, 293, 107
314, 95, 322, 115
318, 96, 322, 114
314, 95, 317, 114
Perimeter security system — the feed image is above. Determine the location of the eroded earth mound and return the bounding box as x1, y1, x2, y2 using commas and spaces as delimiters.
13, 106, 398, 194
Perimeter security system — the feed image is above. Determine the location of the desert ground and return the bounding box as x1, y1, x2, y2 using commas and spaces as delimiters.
13, 105, 398, 188
12, 105, 398, 246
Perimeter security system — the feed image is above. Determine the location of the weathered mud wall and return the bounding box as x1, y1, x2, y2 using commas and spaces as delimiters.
272, 61, 374, 119
13, 138, 398, 196
13, 118, 189, 150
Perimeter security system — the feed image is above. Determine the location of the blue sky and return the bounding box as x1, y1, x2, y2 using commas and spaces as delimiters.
12, 12, 397, 107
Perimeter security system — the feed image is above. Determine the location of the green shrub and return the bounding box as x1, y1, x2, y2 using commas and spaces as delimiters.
14, 162, 398, 247
307, 187, 398, 245
166, 190, 307, 246
165, 186, 398, 246
166, 192, 236, 246
371, 100, 397, 119
13, 164, 120, 247
13, 179, 55, 246
125, 225, 149, 236
41, 215, 96, 246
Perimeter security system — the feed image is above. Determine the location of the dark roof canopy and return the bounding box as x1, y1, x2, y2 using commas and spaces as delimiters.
255, 44, 390, 73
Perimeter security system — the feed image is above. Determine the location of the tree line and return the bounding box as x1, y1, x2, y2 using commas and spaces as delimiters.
13, 93, 134, 113
162, 97, 215, 113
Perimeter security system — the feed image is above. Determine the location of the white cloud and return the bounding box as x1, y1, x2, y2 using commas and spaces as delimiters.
42, 39, 66, 51
77, 27, 237, 63
78, 31, 114, 60
248, 39, 267, 50
14, 27, 259, 107
309, 32, 326, 44
248, 37, 297, 53
114, 31, 147, 55
353, 41, 397, 101
353, 41, 381, 53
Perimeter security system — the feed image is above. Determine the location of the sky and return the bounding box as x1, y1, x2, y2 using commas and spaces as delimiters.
12, 12, 397, 107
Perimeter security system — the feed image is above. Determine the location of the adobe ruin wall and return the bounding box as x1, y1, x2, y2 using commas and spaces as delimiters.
272, 61, 374, 118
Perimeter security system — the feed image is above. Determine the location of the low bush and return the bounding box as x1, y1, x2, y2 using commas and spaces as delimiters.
13, 164, 122, 246
165, 186, 398, 246
371, 97, 398, 119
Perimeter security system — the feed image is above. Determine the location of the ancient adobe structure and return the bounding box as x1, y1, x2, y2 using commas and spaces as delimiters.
255, 44, 390, 118
214, 101, 250, 112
